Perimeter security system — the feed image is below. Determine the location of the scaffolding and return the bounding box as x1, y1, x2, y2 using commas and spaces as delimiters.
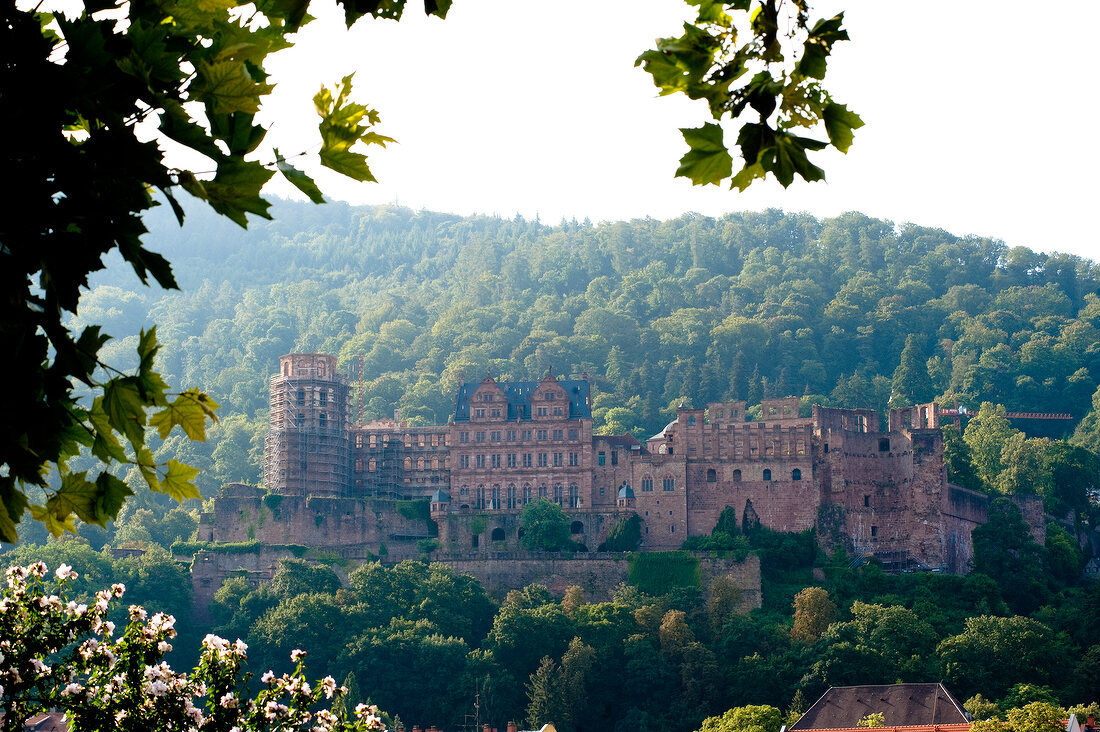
263, 355, 351, 496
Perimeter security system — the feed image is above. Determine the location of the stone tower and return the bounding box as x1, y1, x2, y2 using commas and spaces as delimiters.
263, 354, 350, 497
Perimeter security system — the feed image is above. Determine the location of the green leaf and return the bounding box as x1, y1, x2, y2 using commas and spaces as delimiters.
49, 471, 100, 527
797, 14, 849, 80
30, 504, 77, 537
424, 0, 450, 18
275, 148, 325, 203
149, 388, 220, 440
675, 123, 733, 186
315, 75, 394, 182
159, 460, 203, 502
191, 59, 274, 115
772, 131, 826, 187
94, 473, 133, 525
136, 446, 161, 492
136, 327, 170, 405
160, 100, 224, 159
102, 377, 151, 447
823, 102, 864, 153
198, 158, 276, 227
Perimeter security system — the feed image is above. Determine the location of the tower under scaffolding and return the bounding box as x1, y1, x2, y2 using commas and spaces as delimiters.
263, 354, 350, 497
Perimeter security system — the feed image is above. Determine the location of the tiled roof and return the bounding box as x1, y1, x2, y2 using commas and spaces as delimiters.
790, 684, 969, 731
454, 379, 591, 422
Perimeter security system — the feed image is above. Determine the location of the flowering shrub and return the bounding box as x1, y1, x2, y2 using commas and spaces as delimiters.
0, 562, 384, 732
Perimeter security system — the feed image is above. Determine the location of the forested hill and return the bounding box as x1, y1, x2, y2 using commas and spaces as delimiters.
76, 200, 1100, 493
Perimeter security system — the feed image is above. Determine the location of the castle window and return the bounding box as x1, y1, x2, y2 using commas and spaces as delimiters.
553, 429, 563, 440
824, 443, 829, 453
546, 392, 555, 400
538, 430, 548, 440
491, 528, 506, 541
491, 485, 500, 509
871, 525, 878, 537
318, 390, 327, 405
492, 454, 501, 468
642, 477, 653, 492
792, 468, 801, 481
491, 409, 501, 417
460, 431, 469, 443
763, 469, 772, 481
569, 484, 580, 508
507, 453, 517, 468
663, 477, 674, 491
355, 434, 363, 448
472, 534, 479, 548
475, 409, 485, 419
538, 453, 548, 467
507, 430, 517, 441
283, 362, 289, 376
732, 469, 741, 482
864, 495, 870, 507
508, 485, 517, 509
476, 432, 485, 442
460, 455, 470, 468
523, 485, 532, 504
491, 431, 501, 441
706, 469, 717, 482
600, 486, 605, 495
296, 389, 305, 406
537, 407, 547, 416
553, 485, 563, 505
670, 525, 675, 533
598, 451, 606, 466
319, 412, 327, 428
611, 451, 618, 466
368, 459, 376, 472
569, 452, 579, 466
405, 457, 413, 470
688, 416, 696, 426
553, 452, 563, 466
523, 453, 532, 467
355, 459, 362, 472
569, 429, 579, 440
553, 407, 563, 416
476, 455, 486, 468
879, 438, 890, 452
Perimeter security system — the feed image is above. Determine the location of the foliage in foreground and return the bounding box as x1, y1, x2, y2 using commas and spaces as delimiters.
0, 561, 384, 732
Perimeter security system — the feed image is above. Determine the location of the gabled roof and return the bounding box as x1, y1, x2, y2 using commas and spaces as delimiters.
789, 684, 969, 730
453, 378, 591, 422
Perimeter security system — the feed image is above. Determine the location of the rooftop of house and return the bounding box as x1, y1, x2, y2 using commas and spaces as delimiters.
789, 684, 969, 731
453, 376, 591, 422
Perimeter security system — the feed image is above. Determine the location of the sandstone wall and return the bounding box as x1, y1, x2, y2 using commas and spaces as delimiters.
434, 552, 762, 606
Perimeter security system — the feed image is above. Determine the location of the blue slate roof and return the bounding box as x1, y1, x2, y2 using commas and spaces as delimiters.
453, 378, 591, 422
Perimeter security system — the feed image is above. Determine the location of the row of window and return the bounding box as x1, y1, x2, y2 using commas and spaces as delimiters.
457, 452, 581, 469
636, 477, 675, 491
458, 429, 580, 443
353, 433, 445, 448
458, 483, 583, 509
702, 468, 802, 482
355, 457, 447, 472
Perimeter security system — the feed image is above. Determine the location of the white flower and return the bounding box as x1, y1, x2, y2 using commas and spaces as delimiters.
30, 659, 51, 676
290, 649, 306, 662
234, 638, 248, 656
321, 676, 337, 699
129, 605, 147, 621
147, 679, 168, 697
220, 692, 239, 709
55, 564, 78, 581
261, 670, 275, 684
61, 683, 84, 697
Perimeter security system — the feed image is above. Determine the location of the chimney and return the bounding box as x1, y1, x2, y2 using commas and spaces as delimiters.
508, 723, 518, 732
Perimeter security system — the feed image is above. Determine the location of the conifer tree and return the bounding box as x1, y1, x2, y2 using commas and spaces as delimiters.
890, 334, 934, 407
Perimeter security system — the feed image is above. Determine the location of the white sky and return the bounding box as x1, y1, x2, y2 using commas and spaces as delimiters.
255, 1, 1100, 261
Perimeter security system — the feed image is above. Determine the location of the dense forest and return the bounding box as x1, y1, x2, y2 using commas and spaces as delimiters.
5, 203, 1100, 732
65, 200, 1100, 499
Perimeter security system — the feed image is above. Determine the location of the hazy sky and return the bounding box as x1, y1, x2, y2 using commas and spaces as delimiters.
255, 1, 1100, 261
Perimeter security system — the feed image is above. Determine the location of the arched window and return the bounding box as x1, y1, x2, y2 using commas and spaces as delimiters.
688, 415, 696, 426
763, 469, 772, 481
663, 477, 674, 491
732, 469, 741, 482
538, 485, 548, 499
476, 485, 485, 509
404, 457, 412, 470
792, 468, 802, 481
523, 484, 533, 504
641, 477, 653, 492
491, 527, 506, 541
570, 521, 584, 535
507, 485, 517, 509
554, 484, 563, 505
283, 362, 289, 376
569, 484, 580, 508
659, 444, 668, 454
491, 484, 501, 510
706, 468, 717, 482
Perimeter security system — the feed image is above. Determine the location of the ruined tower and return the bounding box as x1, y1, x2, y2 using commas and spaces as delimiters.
263, 354, 350, 497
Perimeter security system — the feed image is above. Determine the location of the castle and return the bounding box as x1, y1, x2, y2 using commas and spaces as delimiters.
195, 353, 1043, 577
